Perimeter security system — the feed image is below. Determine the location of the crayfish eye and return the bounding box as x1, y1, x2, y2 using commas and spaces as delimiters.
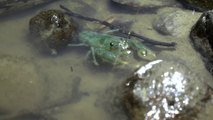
141, 50, 147, 56
110, 42, 114, 47
110, 42, 117, 50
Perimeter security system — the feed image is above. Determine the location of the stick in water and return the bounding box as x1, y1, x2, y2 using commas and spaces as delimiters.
60, 5, 176, 47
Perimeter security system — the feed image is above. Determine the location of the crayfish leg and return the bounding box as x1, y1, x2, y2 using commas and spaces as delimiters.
90, 47, 99, 66
50, 49, 58, 55
85, 50, 91, 59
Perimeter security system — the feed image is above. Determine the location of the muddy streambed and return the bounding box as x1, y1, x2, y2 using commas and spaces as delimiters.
0, 0, 213, 120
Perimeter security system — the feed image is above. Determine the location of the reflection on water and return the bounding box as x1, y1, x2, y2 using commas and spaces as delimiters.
0, 0, 213, 120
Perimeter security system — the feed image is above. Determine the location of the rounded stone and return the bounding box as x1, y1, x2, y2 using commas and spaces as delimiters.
111, 0, 164, 8
153, 9, 200, 37
0, 55, 46, 116
110, 0, 175, 12
121, 60, 208, 120
29, 9, 77, 55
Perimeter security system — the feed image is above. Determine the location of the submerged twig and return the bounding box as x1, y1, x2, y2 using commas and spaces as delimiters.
60, 5, 176, 47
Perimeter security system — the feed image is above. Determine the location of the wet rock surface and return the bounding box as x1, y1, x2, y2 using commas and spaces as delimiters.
122, 60, 209, 120
0, 55, 86, 120
0, 55, 46, 118
153, 9, 200, 37
29, 9, 77, 55
177, 0, 213, 11
111, 0, 163, 7
110, 0, 177, 13
0, 0, 57, 16
7, 113, 56, 120
190, 10, 213, 75
102, 60, 211, 120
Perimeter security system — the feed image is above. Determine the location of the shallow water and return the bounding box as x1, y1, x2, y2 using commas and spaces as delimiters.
0, 0, 213, 120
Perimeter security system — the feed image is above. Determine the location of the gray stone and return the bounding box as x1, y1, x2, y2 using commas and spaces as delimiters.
110, 0, 178, 12
153, 9, 200, 37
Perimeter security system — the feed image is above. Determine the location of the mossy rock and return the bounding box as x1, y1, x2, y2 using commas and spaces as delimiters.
29, 9, 77, 55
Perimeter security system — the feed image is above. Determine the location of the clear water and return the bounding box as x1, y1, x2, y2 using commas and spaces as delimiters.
0, 0, 213, 120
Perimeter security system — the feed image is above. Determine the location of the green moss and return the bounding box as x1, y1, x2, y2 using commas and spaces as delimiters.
29, 9, 77, 54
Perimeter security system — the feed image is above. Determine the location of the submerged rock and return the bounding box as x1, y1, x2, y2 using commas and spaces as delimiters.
110, 0, 176, 13
190, 10, 213, 75
111, 0, 164, 8
177, 0, 213, 11
153, 9, 200, 37
29, 9, 77, 55
121, 60, 209, 119
0, 55, 46, 118
0, 0, 57, 16
0, 55, 85, 119
7, 113, 56, 120
118, 60, 210, 120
